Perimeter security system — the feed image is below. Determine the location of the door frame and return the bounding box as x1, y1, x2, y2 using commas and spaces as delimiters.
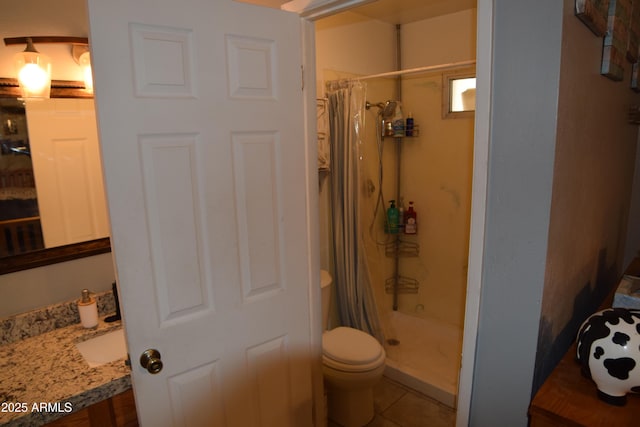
289, 0, 493, 425
455, 1, 491, 425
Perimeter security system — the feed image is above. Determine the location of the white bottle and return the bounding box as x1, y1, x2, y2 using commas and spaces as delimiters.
78, 289, 99, 328
392, 102, 405, 137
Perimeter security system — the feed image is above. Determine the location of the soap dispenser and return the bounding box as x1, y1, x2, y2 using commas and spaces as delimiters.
385, 200, 400, 234
78, 289, 98, 328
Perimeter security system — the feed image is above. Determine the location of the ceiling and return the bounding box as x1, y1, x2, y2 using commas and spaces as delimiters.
349, 0, 476, 25
2, 1, 478, 38
1, 0, 88, 39
250, 0, 477, 24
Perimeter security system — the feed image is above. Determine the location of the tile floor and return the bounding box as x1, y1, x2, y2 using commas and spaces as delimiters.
328, 376, 456, 427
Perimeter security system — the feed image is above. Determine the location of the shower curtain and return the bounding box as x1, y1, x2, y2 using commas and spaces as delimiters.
326, 80, 383, 343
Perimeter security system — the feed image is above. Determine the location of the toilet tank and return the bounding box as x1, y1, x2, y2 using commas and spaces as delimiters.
320, 270, 332, 331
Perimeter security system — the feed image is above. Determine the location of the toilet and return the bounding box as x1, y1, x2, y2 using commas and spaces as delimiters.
321, 270, 386, 427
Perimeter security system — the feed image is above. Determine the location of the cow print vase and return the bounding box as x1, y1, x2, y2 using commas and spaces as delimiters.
576, 308, 640, 405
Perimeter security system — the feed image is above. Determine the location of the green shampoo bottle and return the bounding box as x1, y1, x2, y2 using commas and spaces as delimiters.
385, 200, 400, 234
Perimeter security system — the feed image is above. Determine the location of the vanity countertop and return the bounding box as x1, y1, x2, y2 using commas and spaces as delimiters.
0, 319, 131, 426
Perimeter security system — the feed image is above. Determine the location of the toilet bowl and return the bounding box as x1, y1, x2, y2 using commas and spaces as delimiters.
321, 270, 386, 427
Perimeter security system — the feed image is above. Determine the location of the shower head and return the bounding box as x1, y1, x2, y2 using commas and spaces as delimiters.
366, 100, 398, 119
381, 101, 397, 119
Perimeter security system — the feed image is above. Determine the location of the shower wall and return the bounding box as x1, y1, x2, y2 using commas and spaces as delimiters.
316, 8, 477, 329
393, 72, 474, 328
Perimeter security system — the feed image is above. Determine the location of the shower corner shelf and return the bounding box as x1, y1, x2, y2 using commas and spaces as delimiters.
385, 276, 419, 294
385, 239, 420, 258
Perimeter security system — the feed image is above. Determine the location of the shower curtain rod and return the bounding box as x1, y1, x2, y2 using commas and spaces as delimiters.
356, 59, 476, 81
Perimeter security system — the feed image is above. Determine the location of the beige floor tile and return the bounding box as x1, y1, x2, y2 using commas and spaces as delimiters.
327, 376, 454, 427
366, 414, 403, 426
329, 414, 402, 427
381, 392, 455, 427
373, 378, 408, 413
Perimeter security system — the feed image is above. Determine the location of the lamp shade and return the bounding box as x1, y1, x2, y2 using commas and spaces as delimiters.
14, 39, 51, 99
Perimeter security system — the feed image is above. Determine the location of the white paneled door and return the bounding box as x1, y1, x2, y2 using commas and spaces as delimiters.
86, 0, 313, 425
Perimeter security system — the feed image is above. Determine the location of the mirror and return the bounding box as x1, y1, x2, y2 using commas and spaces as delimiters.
0, 78, 110, 274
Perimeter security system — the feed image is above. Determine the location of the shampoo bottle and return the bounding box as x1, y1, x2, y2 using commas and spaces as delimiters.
406, 113, 414, 136
78, 289, 98, 328
404, 201, 417, 234
386, 200, 400, 234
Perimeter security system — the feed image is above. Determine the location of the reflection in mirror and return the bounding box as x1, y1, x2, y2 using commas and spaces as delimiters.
0, 80, 110, 274
1, 98, 43, 256
25, 97, 109, 248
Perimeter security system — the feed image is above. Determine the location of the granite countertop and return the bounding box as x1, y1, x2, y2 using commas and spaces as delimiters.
0, 293, 132, 426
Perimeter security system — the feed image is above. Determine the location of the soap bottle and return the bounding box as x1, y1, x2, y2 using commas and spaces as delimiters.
406, 113, 414, 136
392, 103, 405, 137
78, 289, 98, 328
404, 201, 417, 234
385, 200, 400, 234
398, 197, 405, 232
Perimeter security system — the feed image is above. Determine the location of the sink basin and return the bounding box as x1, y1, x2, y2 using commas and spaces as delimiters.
75, 329, 127, 368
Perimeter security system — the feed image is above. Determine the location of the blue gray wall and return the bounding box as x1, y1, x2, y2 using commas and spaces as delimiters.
469, 1, 562, 425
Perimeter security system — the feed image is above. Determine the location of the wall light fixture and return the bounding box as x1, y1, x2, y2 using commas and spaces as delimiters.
3, 36, 90, 99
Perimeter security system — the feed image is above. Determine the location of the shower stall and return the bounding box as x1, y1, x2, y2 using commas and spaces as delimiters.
316, 6, 477, 409
363, 68, 473, 408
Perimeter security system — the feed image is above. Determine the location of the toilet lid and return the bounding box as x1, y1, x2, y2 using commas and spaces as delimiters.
322, 327, 383, 365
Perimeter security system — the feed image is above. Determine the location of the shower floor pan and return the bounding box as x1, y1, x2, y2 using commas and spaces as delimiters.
382, 311, 462, 408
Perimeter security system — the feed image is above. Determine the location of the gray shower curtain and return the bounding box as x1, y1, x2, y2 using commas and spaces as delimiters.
327, 80, 383, 343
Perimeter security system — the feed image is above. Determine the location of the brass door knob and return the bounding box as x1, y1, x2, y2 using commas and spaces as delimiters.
140, 349, 163, 374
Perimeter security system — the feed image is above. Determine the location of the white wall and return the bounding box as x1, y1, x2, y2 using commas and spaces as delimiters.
397, 9, 477, 327
0, 253, 114, 317
401, 9, 477, 68
315, 11, 396, 96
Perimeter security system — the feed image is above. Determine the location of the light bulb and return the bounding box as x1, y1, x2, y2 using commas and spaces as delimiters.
18, 63, 49, 92
14, 46, 51, 99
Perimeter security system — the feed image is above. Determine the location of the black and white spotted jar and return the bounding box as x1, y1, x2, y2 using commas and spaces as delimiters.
576, 308, 640, 405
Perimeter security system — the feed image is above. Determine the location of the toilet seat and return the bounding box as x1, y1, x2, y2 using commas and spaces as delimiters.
322, 327, 385, 372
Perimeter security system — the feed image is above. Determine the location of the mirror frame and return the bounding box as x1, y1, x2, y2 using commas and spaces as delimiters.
0, 237, 111, 274
0, 77, 111, 275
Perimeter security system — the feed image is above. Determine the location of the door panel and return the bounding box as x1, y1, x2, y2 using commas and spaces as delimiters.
87, 1, 312, 425
138, 133, 210, 324
233, 131, 283, 302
